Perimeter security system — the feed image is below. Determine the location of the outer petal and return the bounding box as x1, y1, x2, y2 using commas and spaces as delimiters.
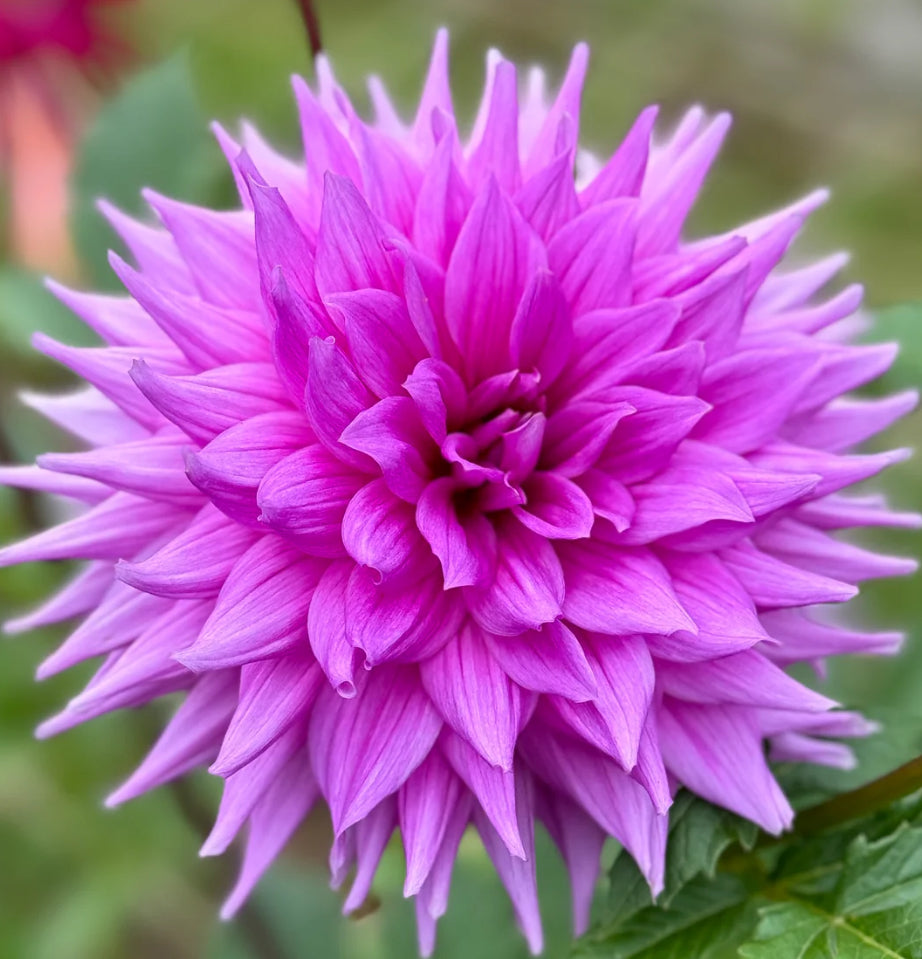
177, 538, 325, 670
421, 620, 523, 770
559, 540, 694, 636
309, 665, 442, 834
658, 701, 793, 835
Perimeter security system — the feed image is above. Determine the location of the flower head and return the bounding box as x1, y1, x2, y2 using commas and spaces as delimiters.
0, 32, 916, 954
0, 0, 125, 66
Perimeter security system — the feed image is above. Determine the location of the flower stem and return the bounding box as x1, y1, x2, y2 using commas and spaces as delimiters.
793, 753, 922, 836
294, 0, 323, 60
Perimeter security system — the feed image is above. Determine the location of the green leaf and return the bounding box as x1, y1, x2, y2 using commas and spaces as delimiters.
740, 824, 922, 958
575, 874, 759, 959
0, 267, 96, 361
869, 301, 922, 395
604, 793, 759, 928
70, 54, 229, 288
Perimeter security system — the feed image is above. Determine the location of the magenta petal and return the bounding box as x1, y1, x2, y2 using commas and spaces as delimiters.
720, 540, 857, 608
315, 173, 398, 297
258, 446, 364, 558
0, 464, 104, 505
520, 724, 667, 894
340, 397, 438, 503
212, 654, 322, 776
404, 359, 468, 444
400, 750, 465, 895
474, 768, 543, 955
186, 412, 313, 527
39, 431, 201, 507
304, 337, 376, 470
658, 648, 835, 713
309, 665, 442, 833
659, 700, 793, 834
293, 77, 362, 220
416, 477, 497, 589
559, 540, 694, 636
268, 268, 335, 402
468, 59, 521, 195
105, 673, 238, 807
694, 348, 819, 455
579, 106, 657, 204
541, 400, 636, 478
220, 755, 319, 919
509, 270, 572, 387
244, 168, 319, 308
516, 153, 581, 242
330, 289, 426, 398
539, 789, 605, 937
555, 300, 680, 402
485, 620, 597, 702
5, 561, 111, 637
648, 553, 770, 662
547, 199, 636, 315
202, 723, 306, 856
0, 491, 181, 567
130, 361, 291, 445
117, 504, 256, 598
614, 461, 753, 545
178, 538, 325, 670
421, 620, 523, 770
513, 472, 595, 540
550, 634, 654, 769
43, 282, 164, 348
412, 28, 453, 153
141, 193, 259, 309
440, 729, 525, 860
341, 478, 434, 585
465, 517, 564, 636
345, 565, 463, 666
412, 132, 472, 269
445, 177, 545, 383
306, 559, 360, 696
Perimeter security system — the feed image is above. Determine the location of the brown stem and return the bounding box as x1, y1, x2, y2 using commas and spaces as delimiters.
294, 0, 323, 60
792, 753, 922, 837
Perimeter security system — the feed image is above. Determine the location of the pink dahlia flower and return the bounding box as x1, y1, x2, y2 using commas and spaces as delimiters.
0, 0, 127, 67
1, 32, 917, 954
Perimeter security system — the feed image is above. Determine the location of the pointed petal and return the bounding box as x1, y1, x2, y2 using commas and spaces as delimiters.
421, 620, 523, 770
559, 540, 694, 635
177, 538, 325, 670
309, 666, 442, 833
466, 516, 564, 636
116, 503, 257, 598
658, 701, 793, 834
257, 446, 364, 558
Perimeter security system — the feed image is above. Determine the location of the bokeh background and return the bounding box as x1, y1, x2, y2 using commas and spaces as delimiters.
1, 1, 921, 957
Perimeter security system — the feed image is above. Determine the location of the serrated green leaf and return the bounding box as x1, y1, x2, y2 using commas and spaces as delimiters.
576, 874, 759, 959
70, 54, 229, 289
603, 793, 760, 930
741, 824, 922, 959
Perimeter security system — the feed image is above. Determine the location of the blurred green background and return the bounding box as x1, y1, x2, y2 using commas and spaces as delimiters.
0, 1, 920, 957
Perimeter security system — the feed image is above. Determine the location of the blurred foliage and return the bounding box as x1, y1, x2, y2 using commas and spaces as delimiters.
0, 1, 921, 958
